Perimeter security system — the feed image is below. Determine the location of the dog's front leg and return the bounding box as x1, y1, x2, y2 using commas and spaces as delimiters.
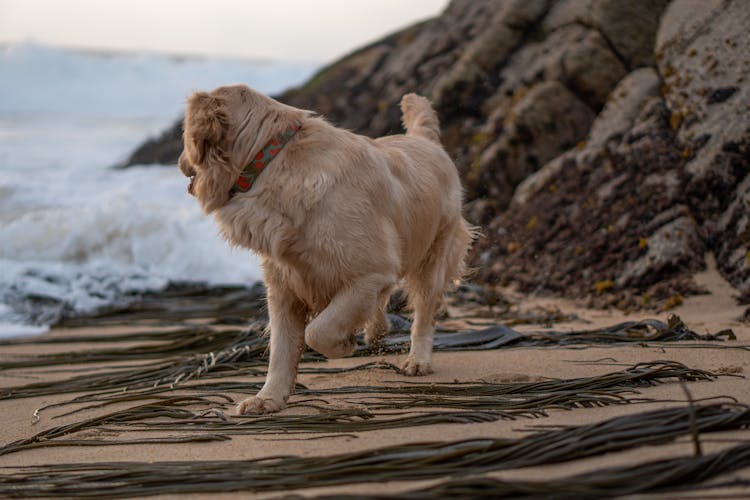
236, 267, 306, 415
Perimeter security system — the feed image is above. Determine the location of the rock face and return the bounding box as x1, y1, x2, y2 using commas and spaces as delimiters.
476, 86, 708, 307
124, 0, 749, 309
478, 0, 749, 307
120, 121, 183, 167
657, 0, 750, 300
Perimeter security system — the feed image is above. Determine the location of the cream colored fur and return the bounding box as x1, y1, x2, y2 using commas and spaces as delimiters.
179, 84, 473, 414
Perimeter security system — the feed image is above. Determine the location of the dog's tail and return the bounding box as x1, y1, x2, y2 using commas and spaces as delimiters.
400, 93, 441, 144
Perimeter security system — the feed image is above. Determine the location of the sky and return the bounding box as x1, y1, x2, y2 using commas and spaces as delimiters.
0, 0, 448, 62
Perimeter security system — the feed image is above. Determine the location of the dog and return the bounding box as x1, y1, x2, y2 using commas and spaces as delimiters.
179, 84, 473, 414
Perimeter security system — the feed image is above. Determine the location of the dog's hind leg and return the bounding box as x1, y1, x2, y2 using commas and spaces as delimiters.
306, 273, 396, 359
237, 263, 307, 415
403, 219, 472, 376
402, 282, 440, 376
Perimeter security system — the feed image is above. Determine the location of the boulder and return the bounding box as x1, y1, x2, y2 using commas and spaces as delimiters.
432, 0, 549, 114
617, 216, 705, 287
513, 67, 661, 207
473, 0, 749, 308
657, 0, 750, 294
474, 84, 707, 308
118, 120, 182, 168
467, 81, 594, 200
543, 0, 671, 68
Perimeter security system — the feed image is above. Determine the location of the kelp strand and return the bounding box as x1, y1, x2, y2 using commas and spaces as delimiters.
0, 313, 737, 402
25, 360, 722, 419
0, 362, 732, 456
312, 443, 750, 499
0, 314, 735, 374
0, 403, 748, 497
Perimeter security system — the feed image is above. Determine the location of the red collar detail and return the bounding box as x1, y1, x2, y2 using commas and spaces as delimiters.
231, 120, 302, 194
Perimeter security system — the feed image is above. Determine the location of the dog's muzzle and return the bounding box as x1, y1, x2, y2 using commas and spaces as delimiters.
178, 151, 197, 196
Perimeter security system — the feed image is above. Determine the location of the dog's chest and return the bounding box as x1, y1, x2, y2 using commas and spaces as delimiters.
215, 197, 296, 258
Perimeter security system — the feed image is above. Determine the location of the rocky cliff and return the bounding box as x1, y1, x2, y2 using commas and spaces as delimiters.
124, 0, 750, 311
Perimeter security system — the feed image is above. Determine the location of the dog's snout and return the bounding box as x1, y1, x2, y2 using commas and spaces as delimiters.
178, 151, 196, 178
178, 151, 197, 196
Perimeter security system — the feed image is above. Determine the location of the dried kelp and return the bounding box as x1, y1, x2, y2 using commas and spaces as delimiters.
312, 361, 720, 411
0, 323, 273, 400
0, 315, 735, 376
0, 403, 535, 457
312, 443, 750, 499
0, 363, 731, 456
51, 282, 578, 329
34, 362, 403, 416
415, 314, 736, 352
86, 361, 736, 433
1, 403, 748, 497
14, 361, 716, 420
0, 324, 228, 346
303, 361, 718, 397
1, 359, 393, 403
1, 310, 740, 418
56, 282, 268, 327
0, 326, 250, 371
0, 341, 724, 408
0, 355, 268, 401
118, 405, 563, 436
0, 397, 229, 456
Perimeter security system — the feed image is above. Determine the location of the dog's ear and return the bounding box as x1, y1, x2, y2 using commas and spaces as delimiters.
184, 92, 234, 214
185, 92, 228, 163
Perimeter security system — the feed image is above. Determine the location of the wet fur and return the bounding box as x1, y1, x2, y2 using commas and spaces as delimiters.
180, 85, 474, 414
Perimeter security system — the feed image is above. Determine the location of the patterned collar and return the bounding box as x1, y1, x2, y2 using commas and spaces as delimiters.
231, 120, 302, 194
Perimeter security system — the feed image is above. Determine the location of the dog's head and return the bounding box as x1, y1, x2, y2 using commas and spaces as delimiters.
180, 84, 307, 214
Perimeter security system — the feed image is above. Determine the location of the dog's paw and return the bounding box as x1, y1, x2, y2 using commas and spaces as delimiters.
328, 336, 357, 358
364, 328, 387, 353
364, 335, 385, 354
364, 314, 390, 351
402, 357, 433, 376
306, 330, 357, 359
235, 395, 285, 415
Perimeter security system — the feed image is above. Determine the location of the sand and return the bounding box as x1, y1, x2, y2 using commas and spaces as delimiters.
1, 259, 749, 497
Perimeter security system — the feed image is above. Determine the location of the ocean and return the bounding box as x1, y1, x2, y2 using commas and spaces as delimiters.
0, 43, 318, 337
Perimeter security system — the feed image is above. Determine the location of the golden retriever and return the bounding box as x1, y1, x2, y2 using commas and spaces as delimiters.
179, 84, 473, 414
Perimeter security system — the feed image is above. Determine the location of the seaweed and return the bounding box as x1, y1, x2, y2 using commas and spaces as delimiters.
0, 362, 731, 456
0, 397, 229, 457
0, 325, 252, 371
315, 444, 750, 499
56, 282, 268, 327
1, 403, 748, 497
0, 313, 738, 401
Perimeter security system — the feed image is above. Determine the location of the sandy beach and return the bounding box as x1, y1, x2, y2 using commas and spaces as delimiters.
1, 259, 748, 498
